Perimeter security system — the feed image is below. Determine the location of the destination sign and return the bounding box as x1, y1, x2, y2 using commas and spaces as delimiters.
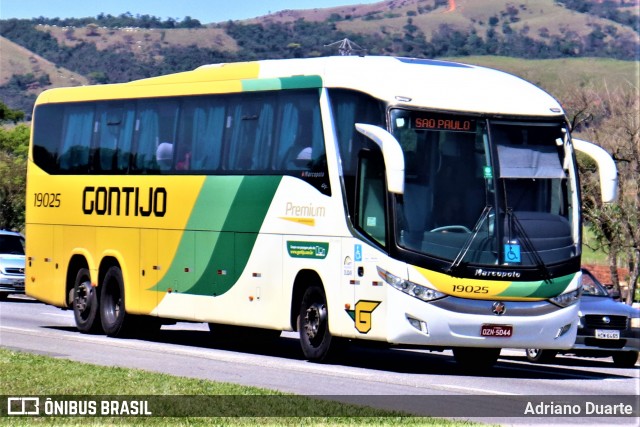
412, 114, 476, 132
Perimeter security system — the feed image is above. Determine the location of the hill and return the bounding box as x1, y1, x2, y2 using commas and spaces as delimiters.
39, 24, 239, 55
0, 0, 638, 114
0, 36, 88, 114
253, 0, 638, 44
0, 36, 87, 87
454, 56, 639, 96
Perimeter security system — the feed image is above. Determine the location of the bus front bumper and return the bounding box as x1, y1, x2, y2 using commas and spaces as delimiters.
385, 290, 578, 350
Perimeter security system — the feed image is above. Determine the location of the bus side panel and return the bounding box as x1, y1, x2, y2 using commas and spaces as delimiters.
350, 242, 392, 342
25, 224, 61, 306
139, 229, 160, 315
153, 230, 196, 319
192, 233, 286, 328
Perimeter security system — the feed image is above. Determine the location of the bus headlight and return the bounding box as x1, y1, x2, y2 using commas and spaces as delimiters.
549, 288, 581, 308
377, 267, 446, 302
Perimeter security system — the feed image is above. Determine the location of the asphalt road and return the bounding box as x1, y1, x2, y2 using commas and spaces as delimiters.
1, 295, 638, 425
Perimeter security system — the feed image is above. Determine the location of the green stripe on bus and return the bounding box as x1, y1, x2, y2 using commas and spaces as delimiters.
280, 75, 322, 89
242, 76, 322, 92
496, 273, 575, 299
152, 176, 282, 297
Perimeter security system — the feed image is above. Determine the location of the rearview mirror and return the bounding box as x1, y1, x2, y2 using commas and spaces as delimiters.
355, 123, 405, 194
573, 138, 618, 203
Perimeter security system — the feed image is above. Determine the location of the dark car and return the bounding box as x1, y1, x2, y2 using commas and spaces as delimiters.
526, 268, 639, 368
0, 230, 25, 300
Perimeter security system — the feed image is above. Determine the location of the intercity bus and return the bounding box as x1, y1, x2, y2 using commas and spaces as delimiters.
26, 56, 617, 367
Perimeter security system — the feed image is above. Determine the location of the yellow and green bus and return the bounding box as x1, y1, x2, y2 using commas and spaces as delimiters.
26, 56, 617, 367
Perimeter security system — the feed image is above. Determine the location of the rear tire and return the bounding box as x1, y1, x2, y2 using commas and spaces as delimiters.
525, 348, 557, 363
298, 285, 334, 362
73, 268, 102, 334
612, 351, 639, 368
99, 266, 131, 337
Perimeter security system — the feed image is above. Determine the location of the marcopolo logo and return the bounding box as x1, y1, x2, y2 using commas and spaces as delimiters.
474, 268, 521, 279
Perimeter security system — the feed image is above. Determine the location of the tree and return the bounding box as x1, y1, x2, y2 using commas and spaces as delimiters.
0, 124, 29, 231
571, 84, 640, 304
0, 101, 25, 124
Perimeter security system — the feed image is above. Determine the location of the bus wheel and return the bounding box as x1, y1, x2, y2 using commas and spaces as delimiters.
525, 348, 557, 363
453, 347, 501, 370
100, 266, 129, 337
298, 285, 333, 362
73, 268, 102, 334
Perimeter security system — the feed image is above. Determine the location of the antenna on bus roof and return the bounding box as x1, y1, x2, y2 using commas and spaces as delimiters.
324, 38, 366, 56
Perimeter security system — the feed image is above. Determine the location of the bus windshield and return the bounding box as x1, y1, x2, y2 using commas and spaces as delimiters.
391, 109, 578, 268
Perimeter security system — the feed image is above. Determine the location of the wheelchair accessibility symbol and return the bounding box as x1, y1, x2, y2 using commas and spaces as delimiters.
504, 243, 521, 263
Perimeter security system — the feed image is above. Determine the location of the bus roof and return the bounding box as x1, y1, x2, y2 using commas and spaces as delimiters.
36, 56, 564, 118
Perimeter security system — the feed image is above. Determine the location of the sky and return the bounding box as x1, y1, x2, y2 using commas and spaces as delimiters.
0, 0, 382, 24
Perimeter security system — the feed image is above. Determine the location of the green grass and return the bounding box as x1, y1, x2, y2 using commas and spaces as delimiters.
581, 226, 609, 266
450, 56, 639, 100
0, 348, 481, 426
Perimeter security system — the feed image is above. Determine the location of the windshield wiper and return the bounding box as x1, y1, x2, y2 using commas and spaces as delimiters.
446, 205, 493, 277
505, 208, 552, 282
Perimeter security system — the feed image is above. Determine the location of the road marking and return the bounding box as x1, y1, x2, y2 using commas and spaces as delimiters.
438, 384, 518, 395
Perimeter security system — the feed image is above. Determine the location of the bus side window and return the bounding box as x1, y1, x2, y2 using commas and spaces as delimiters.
226, 96, 275, 171
32, 104, 64, 174
135, 99, 179, 173
95, 102, 135, 173
59, 104, 94, 173
178, 97, 226, 172
356, 150, 387, 247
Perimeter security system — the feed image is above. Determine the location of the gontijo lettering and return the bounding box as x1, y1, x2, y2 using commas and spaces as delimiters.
82, 186, 167, 217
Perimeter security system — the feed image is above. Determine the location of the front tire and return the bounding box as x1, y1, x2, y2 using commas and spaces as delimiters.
73, 268, 102, 334
298, 285, 334, 362
525, 348, 557, 363
100, 266, 130, 337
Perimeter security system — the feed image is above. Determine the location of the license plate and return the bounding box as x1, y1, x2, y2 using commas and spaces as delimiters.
595, 329, 620, 339
481, 324, 513, 337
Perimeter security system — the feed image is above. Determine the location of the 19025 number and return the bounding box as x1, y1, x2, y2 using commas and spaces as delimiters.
452, 284, 489, 294
34, 192, 61, 208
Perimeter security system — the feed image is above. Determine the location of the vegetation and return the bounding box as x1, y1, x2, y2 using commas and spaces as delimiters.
0, 102, 28, 232
559, 0, 640, 32
30, 13, 203, 29
571, 84, 640, 304
0, 348, 473, 425
0, 1, 637, 109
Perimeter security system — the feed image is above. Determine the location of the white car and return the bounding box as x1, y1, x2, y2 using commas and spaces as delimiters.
0, 230, 25, 300
526, 268, 639, 368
